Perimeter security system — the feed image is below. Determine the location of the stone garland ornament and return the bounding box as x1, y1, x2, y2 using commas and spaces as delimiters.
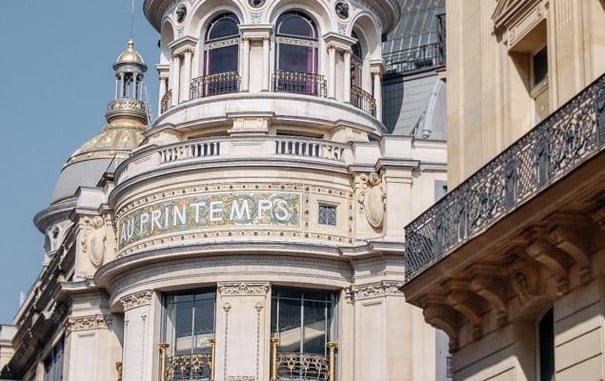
80, 216, 106, 267
358, 172, 385, 228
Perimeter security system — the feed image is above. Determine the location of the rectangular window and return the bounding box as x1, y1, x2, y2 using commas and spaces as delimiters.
531, 46, 549, 124
43, 339, 64, 381
163, 289, 216, 381
318, 204, 337, 226
271, 287, 337, 380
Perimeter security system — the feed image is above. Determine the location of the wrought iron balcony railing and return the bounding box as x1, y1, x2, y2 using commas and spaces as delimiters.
190, 71, 241, 99
350, 85, 376, 116
273, 70, 327, 97
159, 341, 216, 381
270, 338, 337, 381
404, 74, 605, 281
160, 89, 172, 114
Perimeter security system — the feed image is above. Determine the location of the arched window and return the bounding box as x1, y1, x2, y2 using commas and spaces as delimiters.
193, 13, 240, 97
350, 32, 376, 115
274, 12, 324, 96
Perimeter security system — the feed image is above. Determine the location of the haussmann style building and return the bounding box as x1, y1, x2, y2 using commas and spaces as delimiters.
0, 0, 450, 380
402, 0, 605, 380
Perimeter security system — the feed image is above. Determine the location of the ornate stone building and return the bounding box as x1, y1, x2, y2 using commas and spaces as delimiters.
403, 0, 605, 380
0, 0, 447, 380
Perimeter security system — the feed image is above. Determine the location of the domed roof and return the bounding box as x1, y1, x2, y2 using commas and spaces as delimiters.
49, 39, 149, 205
114, 39, 146, 69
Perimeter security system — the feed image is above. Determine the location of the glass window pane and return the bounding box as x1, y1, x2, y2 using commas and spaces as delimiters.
278, 14, 315, 38
303, 300, 327, 354
207, 15, 239, 40
207, 45, 238, 74
279, 45, 316, 73
533, 47, 548, 86
278, 298, 301, 352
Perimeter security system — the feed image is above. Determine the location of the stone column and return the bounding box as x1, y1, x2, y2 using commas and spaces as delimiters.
343, 50, 352, 103
182, 50, 193, 101
262, 37, 270, 91
170, 54, 181, 106
242, 38, 251, 92
328, 45, 337, 98
120, 290, 157, 381
371, 68, 383, 122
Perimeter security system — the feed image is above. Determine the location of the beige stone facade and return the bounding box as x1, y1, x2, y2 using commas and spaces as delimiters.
403, 1, 605, 380
0, 1, 449, 380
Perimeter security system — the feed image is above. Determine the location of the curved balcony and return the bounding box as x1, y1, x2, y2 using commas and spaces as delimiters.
272, 70, 327, 97
190, 72, 240, 99
116, 135, 351, 185
404, 73, 605, 282
351, 85, 376, 116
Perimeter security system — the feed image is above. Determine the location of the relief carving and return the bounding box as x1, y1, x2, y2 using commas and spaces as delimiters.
218, 282, 269, 296
66, 314, 113, 334
357, 172, 385, 229
80, 216, 106, 267
121, 290, 154, 311
351, 281, 403, 301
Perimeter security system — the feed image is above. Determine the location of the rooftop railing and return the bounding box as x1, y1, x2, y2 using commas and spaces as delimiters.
116, 136, 350, 184
404, 74, 605, 281
383, 42, 445, 75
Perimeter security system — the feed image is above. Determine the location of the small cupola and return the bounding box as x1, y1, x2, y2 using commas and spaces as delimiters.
106, 39, 149, 124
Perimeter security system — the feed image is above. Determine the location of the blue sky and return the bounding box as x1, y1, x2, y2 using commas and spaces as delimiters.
0, 1, 159, 323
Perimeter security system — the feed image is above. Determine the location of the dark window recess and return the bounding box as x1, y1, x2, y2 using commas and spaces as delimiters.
318, 204, 337, 226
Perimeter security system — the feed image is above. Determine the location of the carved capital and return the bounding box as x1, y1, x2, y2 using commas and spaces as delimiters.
121, 290, 154, 311
66, 314, 113, 335
350, 281, 403, 301
218, 282, 269, 296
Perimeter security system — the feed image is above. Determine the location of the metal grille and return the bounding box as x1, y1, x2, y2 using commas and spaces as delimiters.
350, 85, 376, 116
404, 74, 605, 281
318, 205, 337, 226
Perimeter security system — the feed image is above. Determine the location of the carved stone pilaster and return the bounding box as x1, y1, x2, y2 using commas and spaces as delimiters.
218, 282, 269, 296
121, 290, 154, 311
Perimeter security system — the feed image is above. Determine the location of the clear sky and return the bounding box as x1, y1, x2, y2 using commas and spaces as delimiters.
0, 1, 160, 323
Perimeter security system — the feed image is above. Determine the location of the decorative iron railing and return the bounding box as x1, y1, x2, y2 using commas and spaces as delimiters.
275, 352, 329, 381
350, 85, 376, 116
191, 72, 241, 99
273, 70, 327, 97
383, 42, 445, 75
160, 89, 172, 114
404, 74, 605, 281
159, 341, 216, 381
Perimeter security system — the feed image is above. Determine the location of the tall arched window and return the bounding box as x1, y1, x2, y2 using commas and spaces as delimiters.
274, 12, 325, 96
350, 32, 376, 115
192, 13, 240, 98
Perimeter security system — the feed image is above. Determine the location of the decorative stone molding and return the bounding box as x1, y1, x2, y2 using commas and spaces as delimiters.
351, 281, 403, 301
228, 377, 256, 381
120, 290, 154, 311
65, 314, 113, 334
80, 215, 106, 267
218, 282, 269, 296
524, 227, 570, 295
357, 172, 385, 229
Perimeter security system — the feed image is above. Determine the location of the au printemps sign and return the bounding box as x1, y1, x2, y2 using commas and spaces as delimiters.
118, 191, 301, 248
